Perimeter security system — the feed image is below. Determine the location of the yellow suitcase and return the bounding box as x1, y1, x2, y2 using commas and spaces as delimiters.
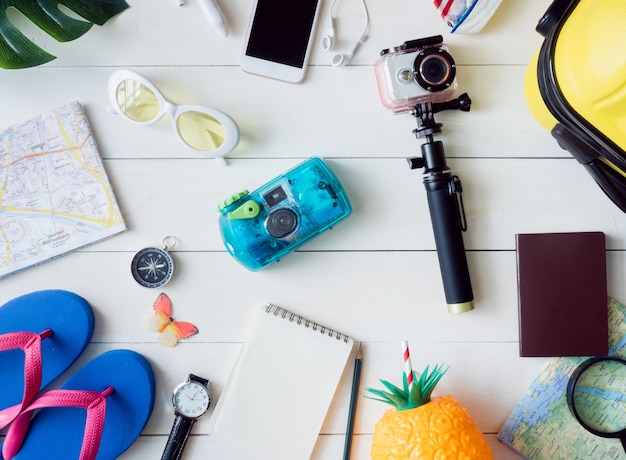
525, 0, 626, 211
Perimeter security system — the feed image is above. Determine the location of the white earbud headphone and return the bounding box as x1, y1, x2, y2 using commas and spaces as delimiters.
321, 0, 369, 67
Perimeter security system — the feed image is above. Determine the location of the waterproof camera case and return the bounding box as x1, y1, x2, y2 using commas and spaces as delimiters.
217, 157, 352, 270
375, 35, 457, 113
525, 0, 626, 212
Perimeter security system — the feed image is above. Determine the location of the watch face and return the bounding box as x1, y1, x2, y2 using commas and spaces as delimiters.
173, 381, 211, 418
131, 247, 174, 288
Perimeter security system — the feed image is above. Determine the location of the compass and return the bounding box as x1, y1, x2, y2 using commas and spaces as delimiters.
131, 236, 176, 288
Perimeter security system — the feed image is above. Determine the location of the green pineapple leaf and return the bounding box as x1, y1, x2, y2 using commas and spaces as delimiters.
367, 363, 449, 411
365, 381, 407, 408
364, 387, 403, 407
0, 0, 129, 69
410, 363, 448, 407
380, 379, 408, 400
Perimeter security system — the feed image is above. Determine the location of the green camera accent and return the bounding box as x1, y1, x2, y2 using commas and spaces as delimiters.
229, 200, 261, 220
217, 191, 249, 212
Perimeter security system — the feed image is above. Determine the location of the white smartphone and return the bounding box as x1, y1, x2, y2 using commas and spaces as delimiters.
241, 0, 321, 83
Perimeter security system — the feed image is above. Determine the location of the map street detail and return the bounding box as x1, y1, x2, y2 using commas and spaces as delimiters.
0, 101, 126, 279
498, 298, 626, 459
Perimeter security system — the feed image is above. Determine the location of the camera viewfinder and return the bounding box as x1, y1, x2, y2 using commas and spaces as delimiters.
263, 186, 288, 207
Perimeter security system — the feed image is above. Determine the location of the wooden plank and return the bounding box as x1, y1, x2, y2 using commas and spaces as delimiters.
0, 66, 558, 160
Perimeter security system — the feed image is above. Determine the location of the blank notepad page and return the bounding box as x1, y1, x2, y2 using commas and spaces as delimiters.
208, 304, 354, 460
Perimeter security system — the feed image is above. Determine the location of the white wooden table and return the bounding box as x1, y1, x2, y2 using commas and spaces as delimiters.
2, 0, 625, 458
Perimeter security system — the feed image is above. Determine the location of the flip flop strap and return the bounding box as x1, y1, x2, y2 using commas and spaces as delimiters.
0, 329, 52, 429
2, 387, 115, 460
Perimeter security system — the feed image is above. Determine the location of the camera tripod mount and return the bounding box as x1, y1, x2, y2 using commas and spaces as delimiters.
411, 92, 471, 140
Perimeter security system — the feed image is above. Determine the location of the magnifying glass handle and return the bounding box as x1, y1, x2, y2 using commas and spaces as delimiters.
620, 435, 626, 453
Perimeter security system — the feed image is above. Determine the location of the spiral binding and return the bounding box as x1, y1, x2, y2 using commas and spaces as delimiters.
265, 304, 350, 343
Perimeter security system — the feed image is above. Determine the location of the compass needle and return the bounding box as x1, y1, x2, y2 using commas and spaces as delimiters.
131, 237, 177, 288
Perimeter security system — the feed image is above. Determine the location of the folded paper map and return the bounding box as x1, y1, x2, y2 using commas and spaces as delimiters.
0, 101, 126, 279
498, 297, 626, 459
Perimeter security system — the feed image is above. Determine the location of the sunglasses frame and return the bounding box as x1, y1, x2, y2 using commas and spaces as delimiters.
108, 69, 240, 161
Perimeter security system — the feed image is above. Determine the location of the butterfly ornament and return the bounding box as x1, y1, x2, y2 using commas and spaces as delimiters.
143, 293, 198, 347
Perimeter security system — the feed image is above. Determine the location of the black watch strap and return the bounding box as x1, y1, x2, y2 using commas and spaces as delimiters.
161, 414, 195, 460
161, 374, 209, 460
189, 374, 209, 387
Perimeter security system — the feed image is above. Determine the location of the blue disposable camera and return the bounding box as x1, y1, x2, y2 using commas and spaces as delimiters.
218, 157, 352, 271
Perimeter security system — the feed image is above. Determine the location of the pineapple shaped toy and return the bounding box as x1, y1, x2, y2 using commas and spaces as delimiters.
366, 341, 493, 459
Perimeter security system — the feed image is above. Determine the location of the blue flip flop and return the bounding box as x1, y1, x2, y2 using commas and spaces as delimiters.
2, 349, 155, 460
0, 290, 94, 428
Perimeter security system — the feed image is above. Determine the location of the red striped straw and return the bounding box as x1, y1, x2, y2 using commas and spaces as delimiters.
401, 340, 414, 390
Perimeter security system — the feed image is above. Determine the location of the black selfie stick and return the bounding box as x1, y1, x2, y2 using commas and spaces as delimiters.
407, 93, 474, 313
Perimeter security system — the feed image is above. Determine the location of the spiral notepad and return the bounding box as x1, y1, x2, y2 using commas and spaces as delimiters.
208, 304, 354, 460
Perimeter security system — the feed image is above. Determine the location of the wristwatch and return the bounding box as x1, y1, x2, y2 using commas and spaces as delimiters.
161, 374, 211, 460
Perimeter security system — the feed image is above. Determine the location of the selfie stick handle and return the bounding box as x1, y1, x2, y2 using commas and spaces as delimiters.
411, 142, 474, 313
409, 94, 474, 313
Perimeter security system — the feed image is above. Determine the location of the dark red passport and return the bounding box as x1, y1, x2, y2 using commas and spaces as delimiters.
516, 232, 608, 357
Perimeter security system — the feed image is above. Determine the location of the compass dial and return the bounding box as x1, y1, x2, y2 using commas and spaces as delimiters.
131, 247, 174, 288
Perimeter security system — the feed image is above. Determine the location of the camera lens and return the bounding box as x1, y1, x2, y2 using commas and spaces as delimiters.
421, 56, 447, 84
413, 47, 456, 92
266, 208, 298, 238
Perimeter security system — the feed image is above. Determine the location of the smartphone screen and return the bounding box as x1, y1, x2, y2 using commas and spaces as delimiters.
245, 0, 319, 69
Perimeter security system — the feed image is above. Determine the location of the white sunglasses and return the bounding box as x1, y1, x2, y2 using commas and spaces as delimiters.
108, 69, 240, 164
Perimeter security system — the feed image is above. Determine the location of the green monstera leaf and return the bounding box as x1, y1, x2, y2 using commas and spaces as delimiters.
0, 0, 129, 69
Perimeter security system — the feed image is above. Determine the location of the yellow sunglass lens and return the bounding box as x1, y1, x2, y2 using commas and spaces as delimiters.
116, 80, 160, 123
176, 111, 226, 151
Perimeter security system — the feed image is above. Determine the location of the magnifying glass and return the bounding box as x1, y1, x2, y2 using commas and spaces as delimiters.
567, 356, 626, 451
